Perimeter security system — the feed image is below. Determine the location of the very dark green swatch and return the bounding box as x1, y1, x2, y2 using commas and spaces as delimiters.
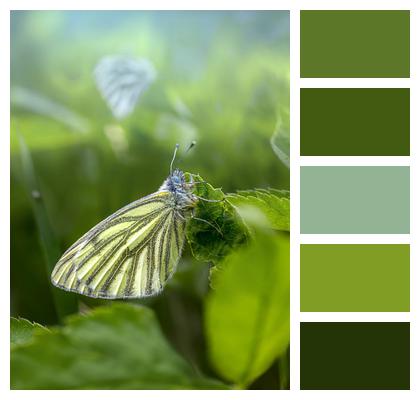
301, 10, 410, 77
300, 322, 410, 390
300, 88, 410, 156
300, 244, 410, 312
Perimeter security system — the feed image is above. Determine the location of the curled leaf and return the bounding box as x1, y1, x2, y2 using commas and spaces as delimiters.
186, 174, 248, 264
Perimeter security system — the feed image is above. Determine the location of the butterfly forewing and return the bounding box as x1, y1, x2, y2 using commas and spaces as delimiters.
51, 191, 186, 299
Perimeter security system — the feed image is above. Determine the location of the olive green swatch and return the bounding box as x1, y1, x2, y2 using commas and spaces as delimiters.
300, 10, 410, 77
300, 244, 410, 312
300, 88, 410, 156
300, 166, 410, 234
300, 322, 410, 389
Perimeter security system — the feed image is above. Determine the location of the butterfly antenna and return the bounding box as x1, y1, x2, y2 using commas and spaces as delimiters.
176, 141, 197, 167
185, 140, 196, 154
170, 143, 180, 174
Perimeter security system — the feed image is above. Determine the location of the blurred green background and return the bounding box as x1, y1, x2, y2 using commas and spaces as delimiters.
10, 11, 289, 389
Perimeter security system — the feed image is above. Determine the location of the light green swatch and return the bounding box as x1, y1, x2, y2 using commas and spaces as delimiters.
300, 167, 410, 234
301, 244, 410, 312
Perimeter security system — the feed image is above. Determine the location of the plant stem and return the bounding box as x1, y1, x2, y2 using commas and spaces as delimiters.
278, 347, 290, 389
19, 135, 78, 321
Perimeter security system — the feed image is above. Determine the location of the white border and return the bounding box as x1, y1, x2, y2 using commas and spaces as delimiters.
2, 0, 419, 398
300, 78, 410, 88
300, 234, 411, 244
409, 3, 418, 393
296, 2, 418, 398
2, 1, 10, 396
300, 157, 411, 166
300, 313, 412, 322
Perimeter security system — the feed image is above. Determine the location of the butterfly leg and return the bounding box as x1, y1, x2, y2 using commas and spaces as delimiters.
189, 208, 223, 237
187, 176, 209, 189
196, 196, 224, 203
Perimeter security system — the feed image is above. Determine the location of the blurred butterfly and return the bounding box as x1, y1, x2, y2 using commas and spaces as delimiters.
51, 144, 220, 299
94, 55, 156, 119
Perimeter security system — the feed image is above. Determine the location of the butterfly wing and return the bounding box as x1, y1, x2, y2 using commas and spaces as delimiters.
51, 191, 186, 299
94, 55, 156, 119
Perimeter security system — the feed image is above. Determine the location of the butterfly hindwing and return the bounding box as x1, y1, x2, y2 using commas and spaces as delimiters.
51, 191, 186, 298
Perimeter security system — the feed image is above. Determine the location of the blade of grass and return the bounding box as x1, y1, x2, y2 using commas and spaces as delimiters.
11, 86, 90, 133
18, 135, 77, 321
278, 348, 290, 389
270, 117, 290, 169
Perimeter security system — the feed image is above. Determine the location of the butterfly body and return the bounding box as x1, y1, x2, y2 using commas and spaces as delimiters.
51, 169, 197, 299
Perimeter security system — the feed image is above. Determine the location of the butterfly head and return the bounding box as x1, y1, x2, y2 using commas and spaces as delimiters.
169, 168, 185, 187
158, 143, 199, 210
160, 169, 198, 210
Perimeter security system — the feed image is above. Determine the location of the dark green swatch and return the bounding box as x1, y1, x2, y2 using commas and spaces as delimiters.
300, 166, 410, 234
300, 322, 410, 389
301, 10, 410, 77
301, 244, 410, 312
300, 88, 410, 156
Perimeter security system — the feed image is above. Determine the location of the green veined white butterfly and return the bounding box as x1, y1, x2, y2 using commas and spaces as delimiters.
94, 55, 156, 120
51, 144, 215, 299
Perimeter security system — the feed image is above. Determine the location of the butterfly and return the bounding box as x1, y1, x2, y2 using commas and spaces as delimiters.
51, 144, 217, 299
94, 55, 156, 120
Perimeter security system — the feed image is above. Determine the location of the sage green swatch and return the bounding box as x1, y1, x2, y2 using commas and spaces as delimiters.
300, 88, 410, 156
300, 166, 410, 234
301, 244, 410, 312
300, 10, 410, 77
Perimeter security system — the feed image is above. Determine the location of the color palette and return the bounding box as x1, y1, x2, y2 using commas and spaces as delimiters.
300, 88, 410, 156
300, 244, 410, 312
299, 9, 411, 391
300, 166, 410, 234
300, 322, 410, 389
300, 10, 410, 77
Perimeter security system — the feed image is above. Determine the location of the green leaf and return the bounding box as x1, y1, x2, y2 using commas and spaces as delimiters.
205, 229, 289, 387
227, 189, 290, 231
11, 303, 228, 389
186, 174, 249, 264
18, 135, 78, 320
10, 318, 49, 346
